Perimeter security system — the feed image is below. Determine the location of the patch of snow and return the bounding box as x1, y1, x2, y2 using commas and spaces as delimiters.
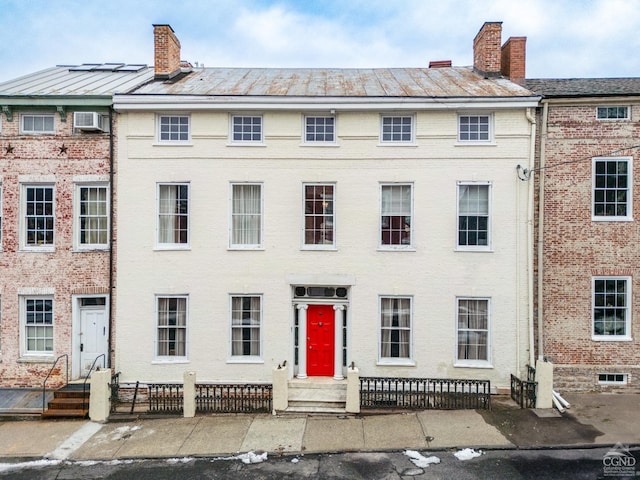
291, 457, 299, 463
404, 450, 441, 468
166, 457, 194, 464
0, 459, 62, 473
454, 448, 483, 461
237, 451, 268, 464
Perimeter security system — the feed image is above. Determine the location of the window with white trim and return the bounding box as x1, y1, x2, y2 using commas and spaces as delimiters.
21, 114, 54, 134
303, 184, 335, 248
157, 183, 189, 247
598, 373, 627, 384
158, 115, 190, 142
231, 115, 263, 143
230, 295, 262, 358
23, 297, 54, 355
230, 183, 262, 248
380, 184, 412, 248
593, 157, 632, 220
597, 106, 629, 120
156, 296, 187, 358
380, 115, 413, 143
456, 298, 490, 365
458, 182, 490, 249
458, 114, 491, 142
22, 185, 54, 249
593, 277, 631, 339
305, 115, 335, 143
77, 184, 108, 248
380, 296, 412, 362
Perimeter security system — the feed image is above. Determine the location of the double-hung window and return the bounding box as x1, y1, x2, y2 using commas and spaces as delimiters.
305, 116, 335, 143
456, 298, 491, 366
593, 157, 632, 220
156, 296, 188, 358
23, 297, 54, 355
23, 185, 54, 250
380, 184, 412, 248
230, 183, 262, 248
380, 115, 413, 143
158, 115, 190, 142
231, 115, 263, 143
593, 277, 631, 340
77, 185, 109, 249
379, 296, 412, 363
457, 182, 491, 249
230, 295, 262, 359
303, 184, 335, 248
21, 114, 54, 134
597, 106, 629, 120
157, 183, 189, 247
458, 114, 492, 142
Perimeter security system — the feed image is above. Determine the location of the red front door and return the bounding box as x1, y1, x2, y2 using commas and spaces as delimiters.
307, 304, 334, 376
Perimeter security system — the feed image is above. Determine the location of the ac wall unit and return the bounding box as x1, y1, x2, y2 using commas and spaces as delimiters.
74, 112, 103, 131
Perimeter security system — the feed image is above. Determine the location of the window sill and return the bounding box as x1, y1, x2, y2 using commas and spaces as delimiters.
377, 359, 415, 367
74, 247, 109, 253
17, 356, 54, 364
151, 359, 190, 364
300, 143, 340, 147
376, 142, 417, 147
592, 335, 632, 342
301, 246, 338, 251
226, 142, 266, 147
454, 362, 493, 369
154, 245, 191, 251
20, 247, 55, 253
591, 216, 633, 222
377, 247, 416, 252
228, 246, 265, 251
455, 141, 496, 146
152, 142, 193, 147
227, 357, 264, 364
455, 247, 493, 253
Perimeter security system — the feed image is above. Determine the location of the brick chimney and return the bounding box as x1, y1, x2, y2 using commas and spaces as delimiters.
473, 22, 503, 77
501, 36, 526, 85
153, 24, 181, 79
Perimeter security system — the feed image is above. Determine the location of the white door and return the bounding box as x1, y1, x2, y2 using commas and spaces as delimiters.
79, 305, 108, 377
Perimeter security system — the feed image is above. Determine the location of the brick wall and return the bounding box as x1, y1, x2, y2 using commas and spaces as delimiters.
473, 22, 502, 76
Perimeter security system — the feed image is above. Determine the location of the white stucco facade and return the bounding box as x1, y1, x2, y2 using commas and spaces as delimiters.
113, 102, 536, 392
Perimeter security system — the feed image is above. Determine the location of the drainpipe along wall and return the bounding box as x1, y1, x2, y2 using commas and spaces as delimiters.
537, 100, 549, 361
108, 107, 114, 368
525, 107, 537, 367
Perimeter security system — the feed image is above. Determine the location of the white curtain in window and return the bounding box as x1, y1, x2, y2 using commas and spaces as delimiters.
231, 296, 261, 356
458, 185, 488, 215
381, 297, 410, 358
159, 185, 178, 243
157, 297, 186, 356
457, 299, 488, 360
81, 187, 107, 244
381, 185, 411, 216
232, 185, 261, 245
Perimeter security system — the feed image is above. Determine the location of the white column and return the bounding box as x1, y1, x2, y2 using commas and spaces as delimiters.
333, 305, 345, 380
296, 304, 308, 379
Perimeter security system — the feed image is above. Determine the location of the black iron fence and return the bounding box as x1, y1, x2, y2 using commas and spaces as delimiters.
196, 383, 272, 413
510, 366, 537, 408
147, 383, 184, 414
360, 377, 491, 410
109, 372, 121, 413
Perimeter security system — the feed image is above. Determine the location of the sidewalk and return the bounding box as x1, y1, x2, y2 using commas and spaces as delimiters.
0, 394, 638, 463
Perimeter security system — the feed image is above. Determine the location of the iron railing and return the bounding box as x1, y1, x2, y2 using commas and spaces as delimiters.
510, 373, 537, 408
109, 371, 121, 413
526, 364, 536, 383
360, 377, 491, 410
147, 383, 184, 414
196, 383, 272, 413
42, 354, 69, 412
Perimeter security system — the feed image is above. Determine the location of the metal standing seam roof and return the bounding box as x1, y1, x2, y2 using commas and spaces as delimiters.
0, 64, 154, 97
526, 78, 640, 98
130, 66, 537, 99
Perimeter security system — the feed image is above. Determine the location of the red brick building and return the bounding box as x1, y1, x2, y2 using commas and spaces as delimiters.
0, 65, 152, 387
527, 78, 640, 392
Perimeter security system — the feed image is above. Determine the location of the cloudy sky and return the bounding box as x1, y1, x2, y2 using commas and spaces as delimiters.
1, 0, 638, 83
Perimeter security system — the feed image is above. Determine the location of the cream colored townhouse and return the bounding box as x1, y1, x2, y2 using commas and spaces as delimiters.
112, 23, 539, 408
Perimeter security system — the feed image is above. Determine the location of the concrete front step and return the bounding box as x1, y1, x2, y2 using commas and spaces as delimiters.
284, 403, 347, 414
284, 377, 348, 414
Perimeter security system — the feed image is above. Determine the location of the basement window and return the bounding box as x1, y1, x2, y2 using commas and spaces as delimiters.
598, 373, 627, 384
596, 106, 629, 120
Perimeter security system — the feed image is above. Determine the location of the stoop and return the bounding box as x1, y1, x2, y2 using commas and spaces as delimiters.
284, 377, 347, 414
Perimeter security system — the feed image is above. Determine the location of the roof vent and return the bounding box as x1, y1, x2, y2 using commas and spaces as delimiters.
74, 112, 104, 131
429, 60, 452, 68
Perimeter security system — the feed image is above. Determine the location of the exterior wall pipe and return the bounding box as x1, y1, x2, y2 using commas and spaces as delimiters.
108, 107, 114, 368
537, 101, 549, 360
525, 107, 537, 367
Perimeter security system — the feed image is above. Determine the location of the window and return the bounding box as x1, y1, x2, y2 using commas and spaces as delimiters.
231, 115, 263, 143
24, 297, 53, 355
380, 297, 412, 362
380, 115, 413, 143
305, 116, 335, 143
303, 184, 335, 248
77, 185, 108, 248
458, 114, 491, 142
156, 296, 187, 358
157, 183, 189, 247
597, 106, 629, 120
593, 277, 631, 339
598, 373, 627, 384
158, 115, 190, 142
21, 114, 54, 134
458, 183, 490, 249
230, 295, 262, 358
380, 184, 412, 248
23, 185, 54, 249
230, 183, 262, 248
593, 158, 632, 220
456, 298, 490, 365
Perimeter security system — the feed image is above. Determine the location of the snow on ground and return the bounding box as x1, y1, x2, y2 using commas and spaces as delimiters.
404, 450, 441, 468
454, 448, 483, 460
0, 459, 61, 473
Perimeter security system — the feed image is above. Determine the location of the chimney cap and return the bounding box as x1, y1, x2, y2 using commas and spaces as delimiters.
153, 23, 175, 31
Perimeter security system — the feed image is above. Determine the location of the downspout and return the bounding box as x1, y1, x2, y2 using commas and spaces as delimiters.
525, 107, 537, 367
537, 100, 549, 361
108, 107, 114, 369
